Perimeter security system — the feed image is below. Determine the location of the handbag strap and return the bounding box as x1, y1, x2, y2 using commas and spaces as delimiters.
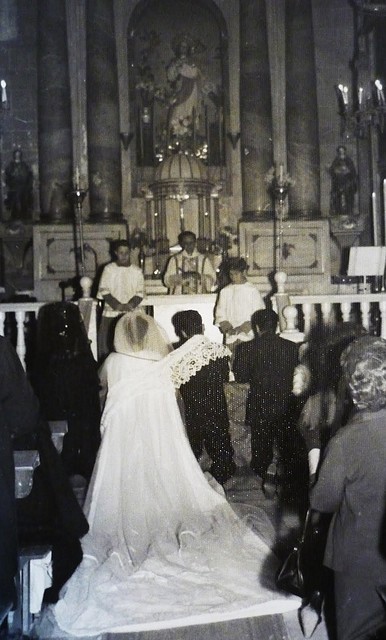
299, 507, 312, 545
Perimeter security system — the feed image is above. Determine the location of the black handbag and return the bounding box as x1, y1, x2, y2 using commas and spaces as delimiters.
276, 508, 312, 598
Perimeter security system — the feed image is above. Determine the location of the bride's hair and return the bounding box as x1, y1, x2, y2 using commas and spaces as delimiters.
113, 311, 172, 358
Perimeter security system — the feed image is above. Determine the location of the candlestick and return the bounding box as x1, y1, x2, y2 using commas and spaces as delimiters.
383, 180, 386, 245
68, 185, 88, 280
372, 191, 379, 246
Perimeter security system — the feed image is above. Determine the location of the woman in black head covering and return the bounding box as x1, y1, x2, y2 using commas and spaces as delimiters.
31, 301, 101, 481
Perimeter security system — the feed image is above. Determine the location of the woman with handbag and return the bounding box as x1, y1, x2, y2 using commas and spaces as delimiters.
310, 335, 386, 640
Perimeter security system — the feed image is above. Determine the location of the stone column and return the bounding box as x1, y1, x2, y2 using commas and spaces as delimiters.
37, 0, 72, 221
285, 0, 320, 217
66, 0, 89, 216
86, 0, 122, 220
240, 0, 273, 215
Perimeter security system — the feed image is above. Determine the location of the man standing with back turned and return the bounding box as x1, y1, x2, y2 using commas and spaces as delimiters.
233, 309, 300, 489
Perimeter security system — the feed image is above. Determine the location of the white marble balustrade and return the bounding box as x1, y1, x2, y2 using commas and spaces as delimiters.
0, 295, 98, 370
3, 283, 386, 370
0, 302, 46, 369
272, 271, 386, 341
282, 292, 386, 340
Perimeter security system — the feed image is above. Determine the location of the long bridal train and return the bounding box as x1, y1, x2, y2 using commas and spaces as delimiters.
50, 313, 299, 636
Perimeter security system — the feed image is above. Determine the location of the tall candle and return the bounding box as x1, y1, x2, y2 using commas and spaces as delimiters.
375, 79, 385, 105
358, 86, 364, 109
279, 163, 284, 185
0, 79, 7, 103
75, 166, 80, 187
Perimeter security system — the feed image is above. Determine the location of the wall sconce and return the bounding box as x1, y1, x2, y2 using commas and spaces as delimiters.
120, 132, 134, 150
226, 131, 240, 149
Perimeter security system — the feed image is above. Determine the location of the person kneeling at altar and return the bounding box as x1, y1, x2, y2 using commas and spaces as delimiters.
170, 310, 236, 485
163, 230, 216, 294
46, 309, 300, 638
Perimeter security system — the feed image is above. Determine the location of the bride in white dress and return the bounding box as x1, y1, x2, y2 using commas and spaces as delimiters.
53, 311, 299, 636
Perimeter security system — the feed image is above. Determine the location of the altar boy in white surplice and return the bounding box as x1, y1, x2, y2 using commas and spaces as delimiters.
215, 257, 265, 354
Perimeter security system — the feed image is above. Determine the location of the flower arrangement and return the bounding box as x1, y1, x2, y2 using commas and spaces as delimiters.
130, 227, 149, 249
264, 165, 295, 189
265, 164, 295, 208
218, 225, 238, 252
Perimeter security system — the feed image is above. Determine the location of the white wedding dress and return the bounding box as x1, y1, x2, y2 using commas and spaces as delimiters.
54, 348, 299, 636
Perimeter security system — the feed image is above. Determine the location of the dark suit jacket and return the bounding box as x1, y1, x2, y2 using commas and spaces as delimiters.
233, 332, 299, 422
179, 356, 230, 425
0, 337, 89, 608
0, 336, 39, 612
310, 408, 386, 578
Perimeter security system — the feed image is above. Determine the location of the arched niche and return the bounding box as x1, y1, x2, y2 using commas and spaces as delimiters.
127, 0, 229, 197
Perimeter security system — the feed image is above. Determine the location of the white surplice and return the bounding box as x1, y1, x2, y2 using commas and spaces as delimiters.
53, 351, 299, 636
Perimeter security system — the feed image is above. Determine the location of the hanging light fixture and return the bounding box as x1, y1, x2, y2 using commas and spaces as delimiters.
352, 0, 386, 16
335, 78, 386, 137
334, 1, 386, 137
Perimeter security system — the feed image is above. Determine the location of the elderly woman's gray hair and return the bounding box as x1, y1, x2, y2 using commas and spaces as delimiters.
340, 335, 386, 411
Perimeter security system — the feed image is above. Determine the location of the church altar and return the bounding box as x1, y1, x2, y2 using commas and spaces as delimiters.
142, 293, 222, 343
239, 218, 332, 293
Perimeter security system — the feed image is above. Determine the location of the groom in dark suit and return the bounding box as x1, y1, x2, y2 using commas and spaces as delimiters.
233, 309, 304, 489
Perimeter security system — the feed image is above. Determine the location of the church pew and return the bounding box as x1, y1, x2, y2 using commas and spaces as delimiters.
10, 421, 68, 635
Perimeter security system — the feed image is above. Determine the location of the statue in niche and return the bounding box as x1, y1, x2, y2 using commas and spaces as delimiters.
329, 145, 358, 218
166, 33, 205, 140
133, 22, 224, 165
4, 148, 33, 220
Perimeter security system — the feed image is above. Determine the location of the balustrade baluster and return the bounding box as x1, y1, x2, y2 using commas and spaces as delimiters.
340, 301, 352, 323
302, 302, 312, 335
379, 300, 386, 339
15, 311, 27, 370
359, 301, 371, 333
280, 305, 304, 342
321, 302, 333, 324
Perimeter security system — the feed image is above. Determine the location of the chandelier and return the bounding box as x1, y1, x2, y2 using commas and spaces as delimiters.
335, 79, 386, 137
351, 0, 386, 16
334, 1, 386, 137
